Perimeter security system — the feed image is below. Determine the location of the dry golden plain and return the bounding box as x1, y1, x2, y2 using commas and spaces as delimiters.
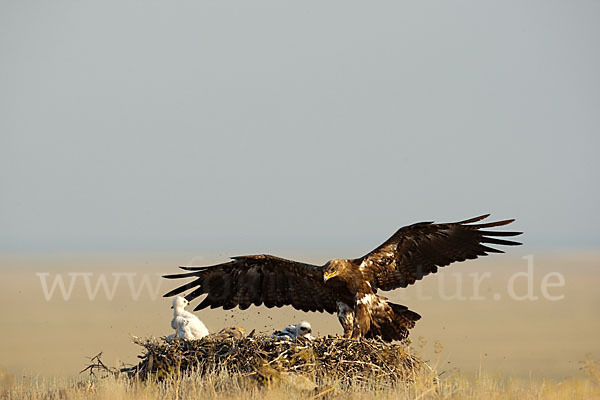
0, 251, 598, 382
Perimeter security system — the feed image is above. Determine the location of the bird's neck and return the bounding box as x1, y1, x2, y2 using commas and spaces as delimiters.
173, 306, 185, 315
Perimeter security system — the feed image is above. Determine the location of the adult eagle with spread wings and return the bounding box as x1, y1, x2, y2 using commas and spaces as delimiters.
163, 214, 521, 341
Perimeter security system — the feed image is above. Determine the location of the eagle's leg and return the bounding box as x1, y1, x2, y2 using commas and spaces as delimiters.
351, 293, 375, 339
336, 301, 354, 338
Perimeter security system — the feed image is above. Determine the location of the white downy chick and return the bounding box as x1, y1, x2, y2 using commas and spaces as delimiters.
170, 296, 209, 340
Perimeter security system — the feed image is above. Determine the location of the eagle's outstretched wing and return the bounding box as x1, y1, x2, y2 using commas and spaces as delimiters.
163, 254, 337, 313
354, 214, 522, 291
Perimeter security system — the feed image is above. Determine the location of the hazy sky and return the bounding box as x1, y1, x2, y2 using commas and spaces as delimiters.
1, 1, 598, 255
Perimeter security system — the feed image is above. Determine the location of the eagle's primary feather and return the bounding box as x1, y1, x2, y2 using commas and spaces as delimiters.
163, 214, 521, 341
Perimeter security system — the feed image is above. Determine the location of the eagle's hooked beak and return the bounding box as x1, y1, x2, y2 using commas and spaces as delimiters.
323, 270, 337, 282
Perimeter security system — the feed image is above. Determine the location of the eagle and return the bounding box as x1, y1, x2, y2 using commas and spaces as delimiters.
163, 214, 521, 341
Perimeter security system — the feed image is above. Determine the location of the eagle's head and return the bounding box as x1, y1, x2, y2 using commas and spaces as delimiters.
323, 259, 351, 282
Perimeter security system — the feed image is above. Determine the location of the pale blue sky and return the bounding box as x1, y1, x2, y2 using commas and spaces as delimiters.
1, 1, 598, 254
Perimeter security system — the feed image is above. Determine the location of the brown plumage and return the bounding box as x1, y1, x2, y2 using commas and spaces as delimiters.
163, 214, 521, 341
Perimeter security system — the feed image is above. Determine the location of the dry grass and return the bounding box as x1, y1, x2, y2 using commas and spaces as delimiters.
3, 338, 600, 399
2, 355, 599, 400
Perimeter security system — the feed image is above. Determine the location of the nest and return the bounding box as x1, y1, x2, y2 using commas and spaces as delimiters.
111, 328, 423, 387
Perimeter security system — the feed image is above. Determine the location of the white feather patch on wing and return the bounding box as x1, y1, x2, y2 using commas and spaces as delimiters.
357, 293, 374, 305
359, 259, 370, 271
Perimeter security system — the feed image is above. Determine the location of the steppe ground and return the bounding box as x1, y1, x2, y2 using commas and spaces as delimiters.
0, 251, 598, 387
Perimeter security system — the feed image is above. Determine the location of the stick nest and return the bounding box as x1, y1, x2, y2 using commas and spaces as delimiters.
114, 329, 422, 386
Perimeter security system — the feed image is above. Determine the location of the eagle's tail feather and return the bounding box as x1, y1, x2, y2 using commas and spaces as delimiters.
367, 302, 421, 341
